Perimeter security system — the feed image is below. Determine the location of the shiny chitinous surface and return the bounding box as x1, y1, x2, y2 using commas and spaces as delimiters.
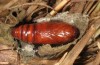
11, 21, 79, 44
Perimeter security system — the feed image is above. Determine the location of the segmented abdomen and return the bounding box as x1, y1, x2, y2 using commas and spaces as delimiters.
11, 22, 79, 44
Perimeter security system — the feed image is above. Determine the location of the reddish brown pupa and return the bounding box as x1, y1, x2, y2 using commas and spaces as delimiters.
11, 21, 79, 44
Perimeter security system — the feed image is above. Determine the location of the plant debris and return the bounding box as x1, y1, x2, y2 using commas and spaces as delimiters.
0, 0, 100, 65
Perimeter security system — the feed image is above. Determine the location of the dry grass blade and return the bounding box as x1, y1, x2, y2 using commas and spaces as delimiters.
8, 3, 52, 10
90, 2, 100, 17
50, 0, 70, 16
55, 52, 68, 65
0, 0, 18, 14
97, 43, 100, 49
0, 62, 10, 65
0, 50, 19, 65
69, 1, 86, 13
92, 51, 100, 65
26, 58, 59, 65
0, 44, 12, 51
26, 0, 41, 21
83, 1, 94, 14
62, 2, 71, 12
0, 0, 100, 65
88, 2, 98, 16
59, 19, 100, 65
85, 51, 100, 65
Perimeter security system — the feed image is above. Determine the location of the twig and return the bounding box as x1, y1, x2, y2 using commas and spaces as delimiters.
0, 0, 18, 14
49, 0, 70, 16
59, 19, 100, 65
